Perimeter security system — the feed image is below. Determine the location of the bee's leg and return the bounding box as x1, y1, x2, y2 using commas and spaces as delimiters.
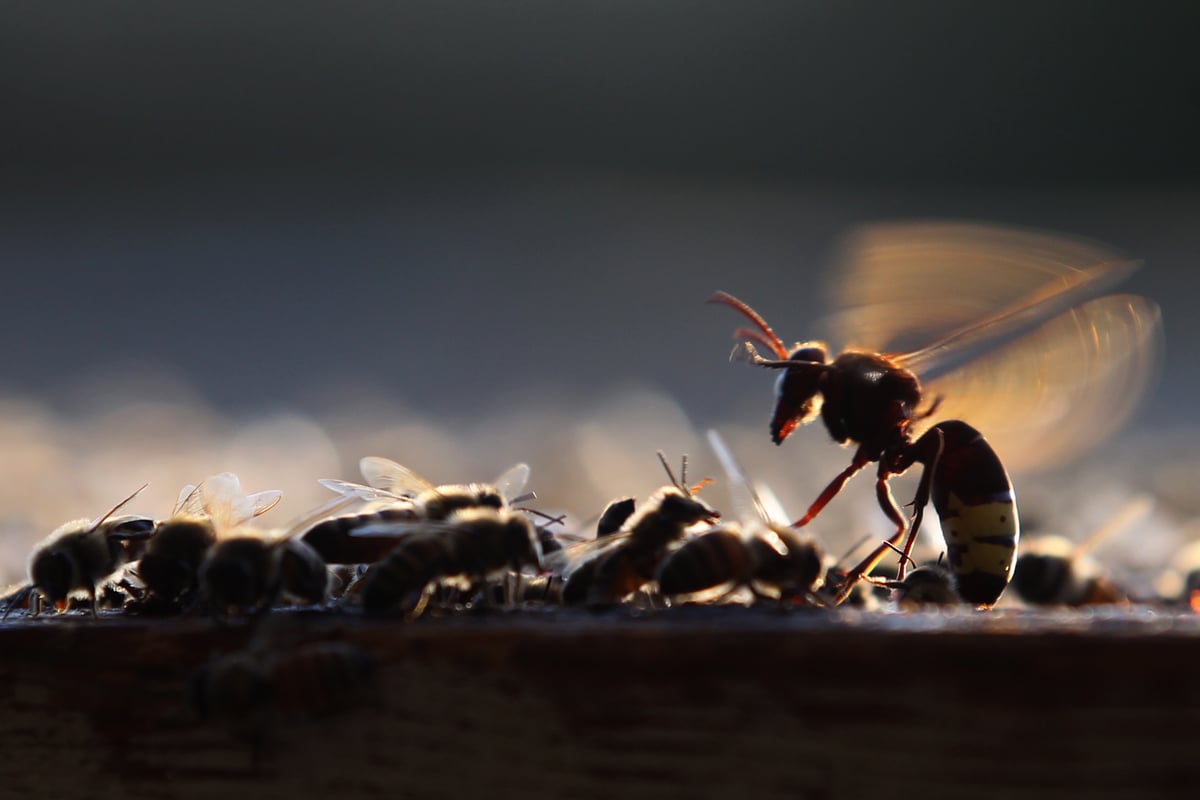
2, 585, 31, 620
793, 450, 871, 527
898, 428, 945, 580
832, 469, 910, 605
507, 570, 523, 609
403, 584, 434, 622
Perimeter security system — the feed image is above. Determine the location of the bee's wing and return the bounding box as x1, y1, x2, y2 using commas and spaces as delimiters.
279, 493, 367, 539
198, 473, 263, 530
493, 463, 531, 503
752, 483, 791, 530
246, 490, 283, 519
910, 294, 1163, 474
826, 222, 1162, 474
318, 478, 390, 501
174, 483, 203, 517
827, 221, 1137, 357
359, 456, 436, 497
543, 533, 632, 577
706, 429, 773, 526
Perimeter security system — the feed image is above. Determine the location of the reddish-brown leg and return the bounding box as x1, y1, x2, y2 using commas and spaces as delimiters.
831, 464, 910, 604
898, 428, 944, 581
792, 449, 871, 527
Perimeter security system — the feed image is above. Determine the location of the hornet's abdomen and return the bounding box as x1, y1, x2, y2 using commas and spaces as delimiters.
928, 420, 1019, 606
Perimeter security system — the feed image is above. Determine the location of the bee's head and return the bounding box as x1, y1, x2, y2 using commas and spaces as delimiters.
30, 550, 76, 607
771, 344, 828, 444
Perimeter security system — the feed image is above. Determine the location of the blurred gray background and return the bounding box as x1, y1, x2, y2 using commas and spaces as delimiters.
1, 2, 1198, 578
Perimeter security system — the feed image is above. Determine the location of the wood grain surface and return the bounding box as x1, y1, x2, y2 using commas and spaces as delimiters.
2, 607, 1199, 800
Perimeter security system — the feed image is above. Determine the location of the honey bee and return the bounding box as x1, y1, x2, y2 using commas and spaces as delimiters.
712, 222, 1161, 606
887, 562, 962, 609
656, 432, 825, 606
3, 485, 155, 618
133, 474, 282, 612
199, 533, 330, 618
349, 456, 533, 520
183, 478, 337, 618
304, 457, 533, 565
352, 507, 544, 618
556, 453, 719, 607
1010, 494, 1151, 607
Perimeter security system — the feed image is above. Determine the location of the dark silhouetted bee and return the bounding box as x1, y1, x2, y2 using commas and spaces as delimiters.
304, 457, 533, 565
712, 222, 1161, 606
1010, 494, 1151, 607
199, 533, 330, 618
352, 507, 543, 619
655, 431, 825, 606
887, 562, 962, 609
656, 524, 824, 605
133, 474, 282, 612
556, 453, 719, 607
3, 485, 155, 618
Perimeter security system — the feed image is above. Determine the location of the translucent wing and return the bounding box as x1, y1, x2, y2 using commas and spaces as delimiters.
492, 463, 531, 503
706, 430, 771, 526
910, 294, 1163, 474
196, 473, 245, 530
753, 483, 791, 529
828, 221, 1138, 359
318, 478, 407, 504
174, 483, 203, 517
359, 456, 436, 497
197, 473, 283, 530
246, 490, 283, 519
282, 492, 371, 539
543, 533, 632, 577
826, 222, 1162, 474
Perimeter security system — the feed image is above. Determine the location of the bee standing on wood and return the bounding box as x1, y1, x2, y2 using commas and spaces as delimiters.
351, 507, 544, 619
4, 485, 155, 617
555, 454, 719, 607
654, 431, 825, 606
303, 457, 533, 565
132, 473, 282, 613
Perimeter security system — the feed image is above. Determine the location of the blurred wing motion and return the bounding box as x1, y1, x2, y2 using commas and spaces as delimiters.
828, 222, 1163, 474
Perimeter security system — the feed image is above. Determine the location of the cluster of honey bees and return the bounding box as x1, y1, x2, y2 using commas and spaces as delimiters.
0, 221, 1183, 627
4, 438, 1198, 631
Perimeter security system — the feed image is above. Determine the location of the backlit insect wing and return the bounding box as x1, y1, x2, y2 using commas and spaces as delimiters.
706, 429, 774, 528
492, 463, 533, 505
358, 457, 437, 498
189, 473, 283, 533
706, 429, 794, 557
542, 530, 633, 578
826, 222, 1164, 473
316, 478, 409, 506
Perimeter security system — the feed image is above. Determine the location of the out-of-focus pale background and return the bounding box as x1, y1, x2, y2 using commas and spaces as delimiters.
1, 2, 1199, 585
